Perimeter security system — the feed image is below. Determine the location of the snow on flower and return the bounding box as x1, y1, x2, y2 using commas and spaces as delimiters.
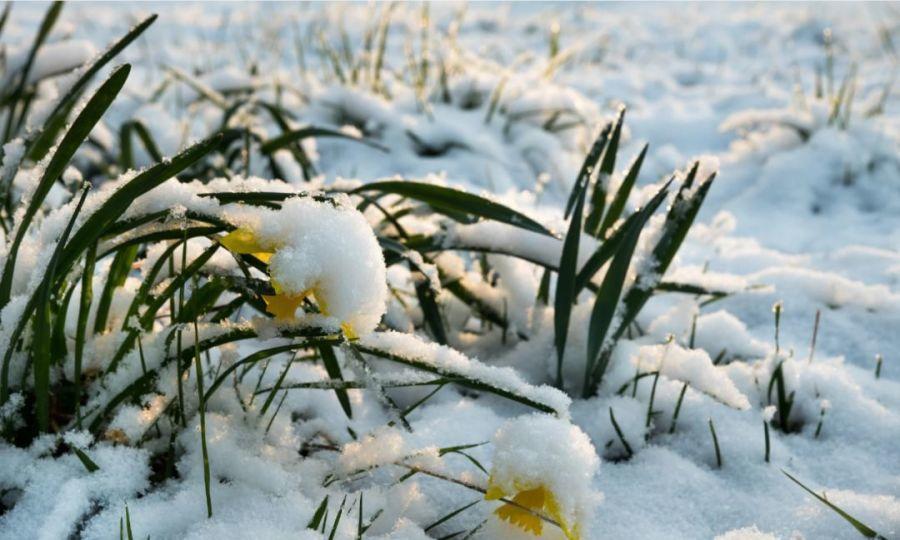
486, 414, 599, 539
219, 196, 388, 337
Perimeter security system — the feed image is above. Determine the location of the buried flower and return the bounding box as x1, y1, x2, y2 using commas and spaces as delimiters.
219, 196, 388, 337
486, 414, 600, 539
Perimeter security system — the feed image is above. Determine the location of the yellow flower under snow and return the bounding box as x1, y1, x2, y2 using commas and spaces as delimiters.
219, 227, 357, 338
486, 414, 599, 539
486, 482, 577, 539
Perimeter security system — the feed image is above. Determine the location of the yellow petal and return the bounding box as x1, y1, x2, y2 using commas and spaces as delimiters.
494, 486, 546, 537
341, 322, 358, 340
485, 483, 506, 501
263, 293, 306, 320
220, 228, 274, 262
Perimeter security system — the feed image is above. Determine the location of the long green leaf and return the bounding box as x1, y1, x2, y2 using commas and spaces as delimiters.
28, 14, 158, 161
0, 64, 130, 309
596, 142, 647, 239
353, 181, 554, 237
260, 126, 387, 154
782, 471, 885, 539
553, 171, 588, 387
318, 344, 353, 418
584, 182, 670, 396
35, 183, 91, 431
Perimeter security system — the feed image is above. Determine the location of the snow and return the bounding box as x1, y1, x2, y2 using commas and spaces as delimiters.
0, 2, 899, 540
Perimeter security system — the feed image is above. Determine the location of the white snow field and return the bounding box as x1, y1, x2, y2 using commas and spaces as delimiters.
0, 2, 898, 539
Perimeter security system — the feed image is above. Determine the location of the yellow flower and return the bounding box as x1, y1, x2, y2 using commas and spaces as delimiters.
219, 227, 276, 263
219, 228, 358, 338
486, 479, 579, 540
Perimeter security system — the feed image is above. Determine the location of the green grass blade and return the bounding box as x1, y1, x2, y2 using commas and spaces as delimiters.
596, 142, 647, 239
73, 446, 100, 473
27, 14, 157, 161
307, 496, 330, 530
2, 1, 63, 142
782, 471, 884, 539
584, 107, 625, 236
0, 64, 130, 309
318, 343, 353, 419
260, 126, 387, 154
93, 244, 138, 334
354, 181, 554, 237
564, 123, 611, 218
584, 182, 670, 394
554, 171, 588, 387
34, 183, 91, 431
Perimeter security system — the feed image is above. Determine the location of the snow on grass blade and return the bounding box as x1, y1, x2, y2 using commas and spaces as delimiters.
56, 132, 225, 275
0, 64, 130, 309
584, 107, 625, 236
782, 471, 886, 539
1, 1, 63, 143
596, 142, 647, 240
319, 343, 353, 418
34, 183, 90, 431
353, 181, 554, 237
357, 331, 570, 416
584, 182, 671, 395
564, 122, 611, 219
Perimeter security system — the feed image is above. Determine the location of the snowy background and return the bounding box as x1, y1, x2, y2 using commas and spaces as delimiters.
0, 2, 898, 539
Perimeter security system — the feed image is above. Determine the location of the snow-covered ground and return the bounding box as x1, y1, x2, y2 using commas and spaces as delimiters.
1, 2, 898, 539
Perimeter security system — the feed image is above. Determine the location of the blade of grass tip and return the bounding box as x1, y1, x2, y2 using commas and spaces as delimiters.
554, 171, 588, 388
327, 496, 347, 540
2, 1, 63, 142
584, 182, 671, 396
34, 183, 91, 431
73, 446, 100, 473
585, 107, 625, 237
352, 181, 554, 237
74, 242, 96, 428
564, 123, 611, 219
596, 142, 647, 239
807, 309, 821, 364
27, 14, 158, 162
875, 354, 883, 379
415, 273, 448, 345
669, 382, 689, 433
424, 499, 481, 533
193, 319, 213, 518
357, 492, 364, 540
609, 407, 633, 458
709, 418, 722, 468
782, 471, 885, 539
0, 3, 12, 40
318, 343, 353, 418
0, 64, 130, 309
307, 496, 330, 530
125, 504, 134, 540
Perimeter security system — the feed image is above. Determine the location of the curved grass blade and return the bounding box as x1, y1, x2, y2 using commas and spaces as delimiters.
260, 126, 387, 154
355, 181, 554, 237
596, 142, 647, 239
28, 14, 158, 161
0, 64, 131, 309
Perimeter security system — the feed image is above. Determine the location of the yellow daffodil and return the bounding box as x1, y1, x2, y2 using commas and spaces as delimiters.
486, 480, 579, 539
219, 227, 277, 263
219, 228, 358, 338
487, 414, 599, 540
